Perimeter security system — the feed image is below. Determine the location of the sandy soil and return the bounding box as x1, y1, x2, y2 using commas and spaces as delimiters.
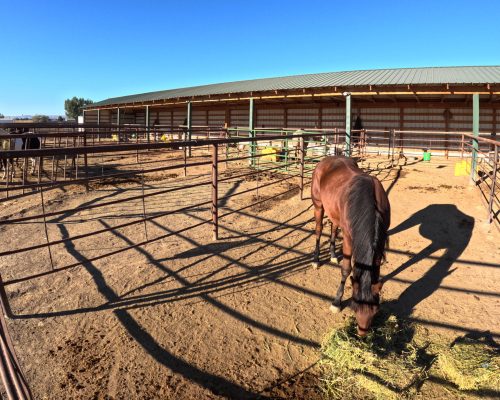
0, 153, 498, 399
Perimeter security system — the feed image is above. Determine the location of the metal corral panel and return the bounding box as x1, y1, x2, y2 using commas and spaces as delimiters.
88, 66, 500, 107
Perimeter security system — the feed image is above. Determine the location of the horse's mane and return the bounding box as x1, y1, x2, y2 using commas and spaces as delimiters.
348, 174, 387, 305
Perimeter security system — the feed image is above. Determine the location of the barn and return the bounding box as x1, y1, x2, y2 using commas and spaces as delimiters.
83, 66, 500, 140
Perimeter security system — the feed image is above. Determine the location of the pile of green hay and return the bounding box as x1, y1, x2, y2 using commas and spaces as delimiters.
437, 336, 500, 391
320, 312, 432, 400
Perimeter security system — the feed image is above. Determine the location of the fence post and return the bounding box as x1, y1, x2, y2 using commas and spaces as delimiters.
488, 145, 498, 223
249, 98, 255, 167
284, 135, 289, 172
471, 93, 480, 182
83, 132, 89, 191
461, 134, 465, 159
300, 136, 305, 200
183, 145, 187, 177
211, 143, 219, 240
390, 129, 395, 163
0, 275, 12, 319
345, 93, 351, 157
39, 185, 55, 271
187, 101, 192, 158
141, 170, 149, 241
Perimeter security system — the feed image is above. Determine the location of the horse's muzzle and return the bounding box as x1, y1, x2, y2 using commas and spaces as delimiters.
357, 325, 369, 337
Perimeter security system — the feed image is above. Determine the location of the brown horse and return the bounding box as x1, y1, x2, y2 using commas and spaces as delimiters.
311, 156, 390, 336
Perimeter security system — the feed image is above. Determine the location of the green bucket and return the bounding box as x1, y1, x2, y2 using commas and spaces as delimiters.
423, 151, 431, 162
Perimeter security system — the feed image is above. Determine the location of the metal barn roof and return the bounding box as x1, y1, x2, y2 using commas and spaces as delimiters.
89, 66, 500, 107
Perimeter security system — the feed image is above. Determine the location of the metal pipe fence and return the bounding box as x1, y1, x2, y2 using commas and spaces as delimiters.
0, 124, 499, 397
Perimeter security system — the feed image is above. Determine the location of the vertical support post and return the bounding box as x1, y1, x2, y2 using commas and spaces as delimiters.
97, 109, 100, 126
38, 156, 43, 184
187, 101, 192, 157
390, 129, 395, 163
471, 93, 480, 182
345, 93, 352, 157
249, 98, 255, 167
461, 134, 465, 159
399, 107, 404, 156
146, 105, 150, 144
211, 143, 219, 240
299, 136, 305, 200
487, 145, 498, 223
82, 109, 86, 124
141, 170, 149, 241
39, 185, 55, 271
83, 132, 89, 191
284, 135, 289, 172
444, 109, 450, 159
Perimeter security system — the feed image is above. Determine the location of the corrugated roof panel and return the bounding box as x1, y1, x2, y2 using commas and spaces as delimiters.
89, 66, 500, 107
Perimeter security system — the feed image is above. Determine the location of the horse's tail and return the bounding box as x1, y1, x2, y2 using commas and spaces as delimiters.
348, 175, 387, 267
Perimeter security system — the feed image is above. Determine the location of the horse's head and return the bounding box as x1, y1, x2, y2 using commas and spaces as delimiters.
351, 278, 383, 336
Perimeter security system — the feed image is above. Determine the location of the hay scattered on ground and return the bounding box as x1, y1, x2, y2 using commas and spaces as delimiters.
437, 336, 500, 391
320, 312, 432, 400
321, 313, 500, 399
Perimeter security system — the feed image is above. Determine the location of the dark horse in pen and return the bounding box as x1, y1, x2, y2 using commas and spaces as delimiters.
311, 156, 390, 336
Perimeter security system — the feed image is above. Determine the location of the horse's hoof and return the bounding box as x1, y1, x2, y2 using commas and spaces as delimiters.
330, 304, 341, 313
330, 257, 339, 265
311, 262, 320, 269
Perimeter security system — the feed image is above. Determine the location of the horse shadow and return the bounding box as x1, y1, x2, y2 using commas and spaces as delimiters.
383, 204, 474, 319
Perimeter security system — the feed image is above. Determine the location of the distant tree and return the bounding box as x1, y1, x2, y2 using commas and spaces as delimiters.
57, 116, 64, 122
64, 97, 93, 120
32, 114, 51, 123
0, 113, 4, 119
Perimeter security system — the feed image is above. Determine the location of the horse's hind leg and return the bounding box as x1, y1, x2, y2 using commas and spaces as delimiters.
331, 235, 352, 313
330, 223, 339, 264
312, 205, 324, 269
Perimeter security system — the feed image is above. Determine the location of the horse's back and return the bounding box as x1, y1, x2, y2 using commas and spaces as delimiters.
312, 156, 361, 195
311, 157, 362, 223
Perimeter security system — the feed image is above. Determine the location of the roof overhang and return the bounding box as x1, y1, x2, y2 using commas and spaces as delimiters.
84, 83, 500, 111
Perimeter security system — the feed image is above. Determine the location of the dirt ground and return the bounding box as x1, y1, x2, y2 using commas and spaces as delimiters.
0, 152, 498, 399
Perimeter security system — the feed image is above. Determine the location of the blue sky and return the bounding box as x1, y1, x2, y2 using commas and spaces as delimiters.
1, 0, 499, 116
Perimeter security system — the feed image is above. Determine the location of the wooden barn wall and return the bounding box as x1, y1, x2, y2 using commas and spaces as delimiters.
191, 109, 205, 126
322, 107, 345, 129
256, 108, 285, 128
208, 110, 226, 127
230, 109, 249, 127
173, 109, 187, 126
84, 110, 98, 123
99, 109, 111, 123
110, 109, 117, 124
120, 110, 135, 124
135, 110, 146, 125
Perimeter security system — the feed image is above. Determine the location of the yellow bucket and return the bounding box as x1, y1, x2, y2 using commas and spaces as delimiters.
260, 146, 280, 162
454, 160, 478, 176
160, 134, 173, 143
